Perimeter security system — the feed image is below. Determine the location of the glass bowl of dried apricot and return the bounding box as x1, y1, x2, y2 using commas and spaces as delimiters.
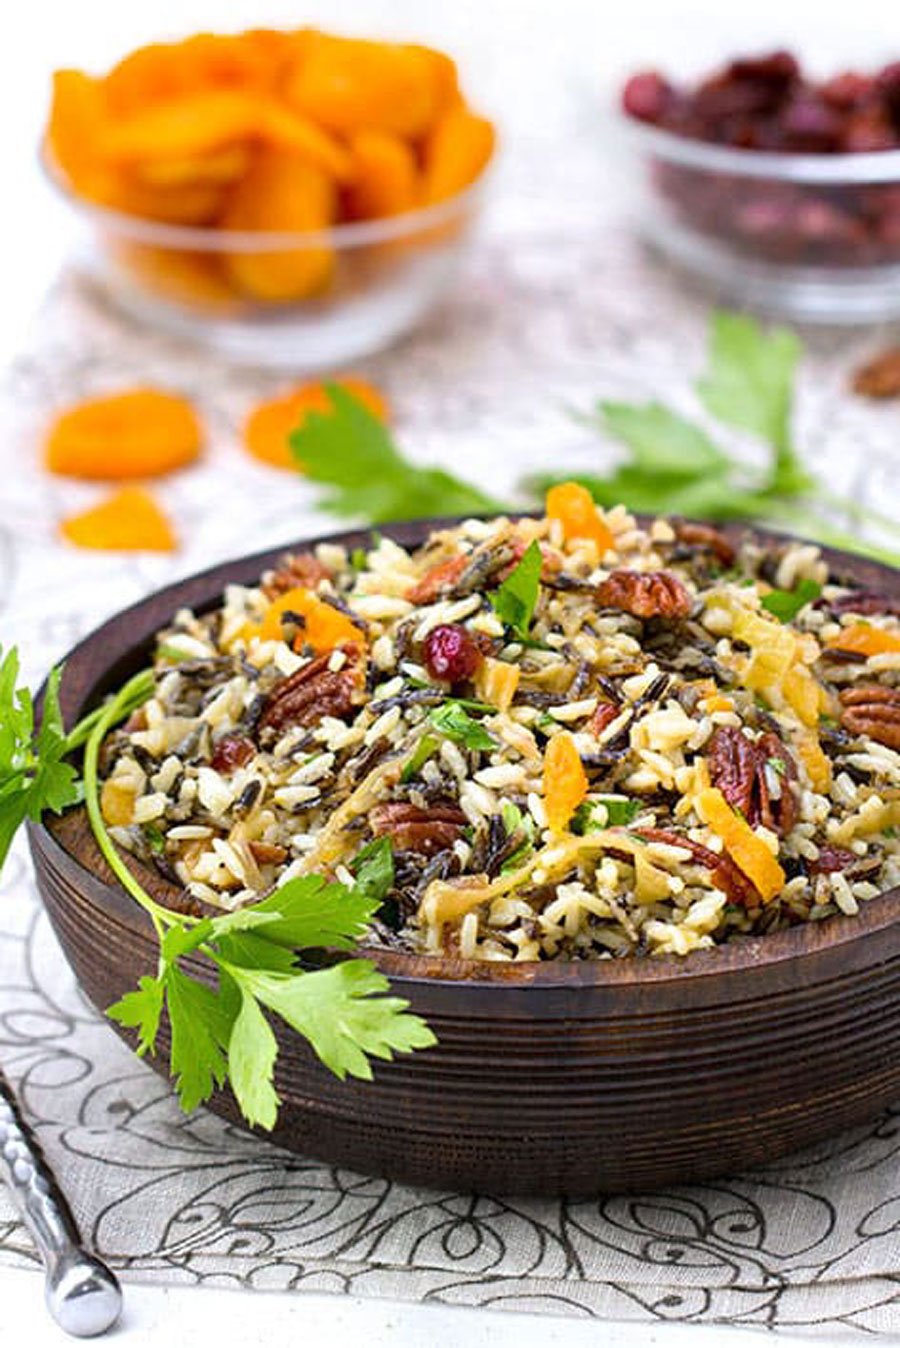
43, 29, 496, 367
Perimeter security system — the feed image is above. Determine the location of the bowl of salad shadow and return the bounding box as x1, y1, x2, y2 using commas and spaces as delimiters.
28, 510, 900, 1196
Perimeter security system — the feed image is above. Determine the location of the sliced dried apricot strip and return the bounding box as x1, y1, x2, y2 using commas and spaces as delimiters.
259, 587, 363, 651
826, 622, 900, 656
60, 487, 176, 551
696, 786, 785, 903
346, 131, 420, 220
546, 482, 614, 553
423, 105, 496, 203
244, 377, 388, 470
46, 389, 203, 480
543, 731, 589, 834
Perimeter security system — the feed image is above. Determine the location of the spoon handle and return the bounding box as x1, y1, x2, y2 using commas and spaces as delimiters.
0, 1070, 122, 1337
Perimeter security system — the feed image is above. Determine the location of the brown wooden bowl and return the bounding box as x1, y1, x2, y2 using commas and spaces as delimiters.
27, 518, 900, 1197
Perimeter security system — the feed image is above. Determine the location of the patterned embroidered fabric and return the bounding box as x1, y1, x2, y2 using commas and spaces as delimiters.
1, 227, 898, 1334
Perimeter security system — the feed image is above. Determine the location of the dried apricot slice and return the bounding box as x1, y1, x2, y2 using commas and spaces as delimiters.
346, 131, 420, 219
60, 487, 176, 552
46, 70, 115, 202
46, 389, 203, 480
284, 34, 442, 139
546, 482, 614, 553
543, 731, 589, 834
259, 587, 363, 651
423, 105, 496, 203
220, 147, 337, 301
244, 377, 388, 469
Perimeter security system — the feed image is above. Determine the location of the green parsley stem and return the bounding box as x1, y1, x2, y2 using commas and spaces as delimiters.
80, 669, 186, 937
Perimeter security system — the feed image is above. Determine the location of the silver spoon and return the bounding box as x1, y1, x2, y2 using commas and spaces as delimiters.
0, 1070, 122, 1336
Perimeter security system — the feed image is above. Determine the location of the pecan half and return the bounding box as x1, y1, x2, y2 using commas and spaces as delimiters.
707, 726, 798, 837
839, 685, 900, 748
370, 801, 467, 856
636, 827, 760, 907
263, 551, 331, 598
259, 650, 359, 734
827, 590, 900, 618
674, 521, 736, 566
248, 841, 288, 865
407, 555, 468, 605
589, 701, 621, 737
852, 346, 900, 399
595, 570, 692, 620
807, 845, 858, 875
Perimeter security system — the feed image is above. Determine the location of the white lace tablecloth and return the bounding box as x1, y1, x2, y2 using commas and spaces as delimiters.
1, 213, 899, 1337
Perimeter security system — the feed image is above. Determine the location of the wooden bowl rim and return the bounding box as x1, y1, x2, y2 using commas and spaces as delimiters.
33, 513, 900, 993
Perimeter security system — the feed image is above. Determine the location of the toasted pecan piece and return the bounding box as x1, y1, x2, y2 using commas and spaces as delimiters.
636, 827, 760, 906
259, 649, 360, 733
262, 551, 331, 599
596, 569, 692, 620
839, 684, 900, 749
707, 726, 797, 837
852, 347, 900, 399
370, 801, 467, 856
674, 521, 736, 566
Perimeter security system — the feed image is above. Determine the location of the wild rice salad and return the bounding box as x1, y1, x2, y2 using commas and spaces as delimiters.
99, 486, 900, 961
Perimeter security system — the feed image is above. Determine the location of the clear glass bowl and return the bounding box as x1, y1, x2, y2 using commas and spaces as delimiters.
43, 154, 490, 368
625, 117, 900, 323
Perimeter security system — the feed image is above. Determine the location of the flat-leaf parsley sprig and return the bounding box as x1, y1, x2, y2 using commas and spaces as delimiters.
533, 311, 900, 568
0, 648, 435, 1129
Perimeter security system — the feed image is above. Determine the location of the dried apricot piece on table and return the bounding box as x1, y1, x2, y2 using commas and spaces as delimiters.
243, 377, 388, 470
61, 487, 176, 551
46, 389, 203, 479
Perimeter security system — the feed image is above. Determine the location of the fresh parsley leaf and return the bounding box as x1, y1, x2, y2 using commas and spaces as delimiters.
165, 965, 234, 1113
351, 836, 394, 905
489, 539, 542, 639
600, 402, 730, 480
107, 975, 165, 1058
760, 578, 822, 623
248, 873, 377, 952
696, 311, 808, 494
527, 310, 900, 570
228, 989, 280, 1130
0, 651, 81, 870
143, 823, 165, 855
499, 802, 535, 874
231, 960, 436, 1082
573, 796, 641, 832
289, 385, 502, 523
429, 701, 496, 751
401, 733, 439, 783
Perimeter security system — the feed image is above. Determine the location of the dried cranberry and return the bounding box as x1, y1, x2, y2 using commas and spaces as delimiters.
211, 734, 256, 773
622, 71, 675, 123
423, 624, 482, 684
820, 71, 874, 110
728, 50, 799, 87
781, 95, 842, 150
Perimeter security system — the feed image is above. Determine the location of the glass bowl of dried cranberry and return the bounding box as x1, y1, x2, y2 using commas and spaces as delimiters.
621, 50, 900, 322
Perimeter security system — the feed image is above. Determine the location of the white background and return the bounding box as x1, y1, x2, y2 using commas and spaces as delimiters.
3, 0, 900, 1342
